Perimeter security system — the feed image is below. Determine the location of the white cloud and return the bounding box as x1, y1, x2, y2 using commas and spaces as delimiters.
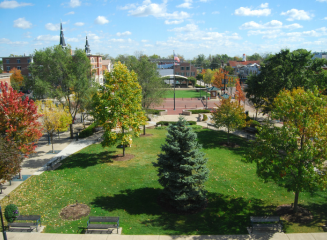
13, 18, 32, 29
316, 0, 327, 2
260, 3, 268, 8
212, 11, 219, 14
116, 31, 132, 37
168, 23, 198, 32
35, 35, 59, 41
45, 23, 59, 31
87, 33, 100, 41
94, 16, 109, 24
141, 39, 148, 42
248, 27, 327, 39
177, 0, 192, 9
281, 9, 313, 21
0, 0, 33, 8
110, 38, 125, 43
165, 19, 184, 24
239, 20, 302, 30
69, 0, 81, 8
65, 11, 74, 15
127, 0, 190, 20
234, 6, 271, 17
67, 37, 79, 42
118, 3, 136, 10
324, 17, 327, 20
199, 0, 209, 2
0, 38, 28, 45
74, 22, 84, 26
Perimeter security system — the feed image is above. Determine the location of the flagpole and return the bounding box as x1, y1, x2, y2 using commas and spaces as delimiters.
173, 51, 176, 111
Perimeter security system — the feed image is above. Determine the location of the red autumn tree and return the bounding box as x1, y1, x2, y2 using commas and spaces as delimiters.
0, 82, 43, 156
0, 136, 24, 184
235, 79, 246, 105
9, 67, 24, 90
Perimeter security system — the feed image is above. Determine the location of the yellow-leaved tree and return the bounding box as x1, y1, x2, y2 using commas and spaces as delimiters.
36, 100, 72, 153
92, 62, 147, 157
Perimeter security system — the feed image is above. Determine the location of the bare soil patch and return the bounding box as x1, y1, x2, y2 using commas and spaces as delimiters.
111, 154, 135, 161
275, 204, 313, 224
146, 126, 156, 129
60, 203, 90, 220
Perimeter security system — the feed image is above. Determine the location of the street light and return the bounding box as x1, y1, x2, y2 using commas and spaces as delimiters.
223, 73, 227, 94
206, 85, 208, 109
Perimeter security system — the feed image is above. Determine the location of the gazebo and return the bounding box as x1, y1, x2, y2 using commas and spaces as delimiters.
206, 86, 221, 99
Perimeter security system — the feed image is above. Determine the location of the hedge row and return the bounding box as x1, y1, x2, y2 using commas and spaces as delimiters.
156, 121, 196, 126
195, 85, 207, 88
189, 109, 211, 114
145, 109, 165, 115
79, 122, 97, 138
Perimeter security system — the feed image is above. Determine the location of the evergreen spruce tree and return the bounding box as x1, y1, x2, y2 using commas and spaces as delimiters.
155, 117, 209, 212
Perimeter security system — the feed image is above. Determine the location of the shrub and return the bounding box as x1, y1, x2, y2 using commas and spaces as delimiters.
195, 84, 206, 88
156, 121, 196, 126
145, 109, 164, 115
79, 122, 96, 138
248, 120, 261, 128
189, 109, 211, 114
190, 125, 203, 129
203, 114, 208, 121
5, 204, 19, 223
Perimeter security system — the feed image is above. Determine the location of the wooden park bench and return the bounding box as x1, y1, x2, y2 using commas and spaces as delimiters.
46, 156, 63, 170
8, 215, 41, 232
0, 184, 7, 194
244, 127, 258, 134
86, 216, 119, 234
250, 216, 283, 233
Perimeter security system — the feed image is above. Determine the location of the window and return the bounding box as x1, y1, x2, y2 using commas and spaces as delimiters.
27, 59, 31, 63
91, 57, 95, 63
100, 64, 102, 68
186, 72, 189, 76
186, 67, 190, 70
191, 72, 195, 76
100, 71, 102, 75
181, 67, 184, 70
92, 65, 95, 69
6, 59, 9, 64
6, 66, 10, 71
99, 58, 102, 62
17, 66, 21, 70
17, 59, 21, 63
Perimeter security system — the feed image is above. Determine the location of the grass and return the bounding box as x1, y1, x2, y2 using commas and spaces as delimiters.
1, 128, 326, 235
164, 89, 210, 99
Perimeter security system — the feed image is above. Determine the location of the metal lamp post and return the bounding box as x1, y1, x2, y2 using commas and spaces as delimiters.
224, 74, 227, 94
206, 85, 208, 108
0, 206, 7, 240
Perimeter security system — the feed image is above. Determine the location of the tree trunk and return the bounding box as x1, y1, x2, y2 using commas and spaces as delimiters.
70, 124, 74, 139
293, 190, 300, 212
51, 132, 54, 153
227, 128, 230, 145
122, 128, 125, 157
143, 125, 146, 135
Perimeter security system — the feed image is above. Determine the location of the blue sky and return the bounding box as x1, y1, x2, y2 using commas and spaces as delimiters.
1, 0, 327, 59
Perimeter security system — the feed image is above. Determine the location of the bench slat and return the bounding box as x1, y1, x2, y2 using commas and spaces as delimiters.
9, 223, 37, 227
16, 215, 40, 221
89, 217, 119, 222
87, 224, 117, 229
251, 216, 280, 222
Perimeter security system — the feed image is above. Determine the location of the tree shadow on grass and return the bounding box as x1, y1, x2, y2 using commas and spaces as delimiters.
196, 129, 250, 154
56, 151, 117, 170
90, 188, 278, 236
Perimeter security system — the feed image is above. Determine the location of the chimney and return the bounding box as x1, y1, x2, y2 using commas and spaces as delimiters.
242, 54, 246, 62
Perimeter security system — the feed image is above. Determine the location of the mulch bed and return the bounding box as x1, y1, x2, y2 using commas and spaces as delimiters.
60, 203, 90, 220
111, 154, 135, 161
139, 134, 153, 137
219, 142, 240, 148
275, 204, 313, 223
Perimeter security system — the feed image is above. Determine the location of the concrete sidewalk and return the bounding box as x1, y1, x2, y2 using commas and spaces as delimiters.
4, 232, 327, 240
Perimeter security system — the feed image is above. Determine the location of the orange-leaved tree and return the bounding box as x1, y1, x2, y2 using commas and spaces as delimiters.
235, 79, 246, 105
9, 67, 24, 90
92, 62, 147, 157
211, 68, 227, 90
0, 82, 43, 156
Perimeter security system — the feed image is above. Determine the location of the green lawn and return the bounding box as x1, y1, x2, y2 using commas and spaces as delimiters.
1, 128, 326, 235
164, 89, 210, 99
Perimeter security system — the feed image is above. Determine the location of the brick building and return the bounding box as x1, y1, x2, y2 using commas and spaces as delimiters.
1, 56, 33, 76
0, 73, 12, 93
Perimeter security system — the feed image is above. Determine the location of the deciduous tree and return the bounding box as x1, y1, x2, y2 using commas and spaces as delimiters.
244, 87, 327, 212
92, 62, 147, 156
28, 45, 97, 138
9, 67, 24, 90
155, 117, 209, 212
35, 100, 71, 153
0, 137, 23, 184
0, 82, 42, 156
212, 97, 246, 144
235, 79, 246, 105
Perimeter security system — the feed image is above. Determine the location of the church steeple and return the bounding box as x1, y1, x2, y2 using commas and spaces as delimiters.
59, 22, 66, 49
85, 36, 91, 54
